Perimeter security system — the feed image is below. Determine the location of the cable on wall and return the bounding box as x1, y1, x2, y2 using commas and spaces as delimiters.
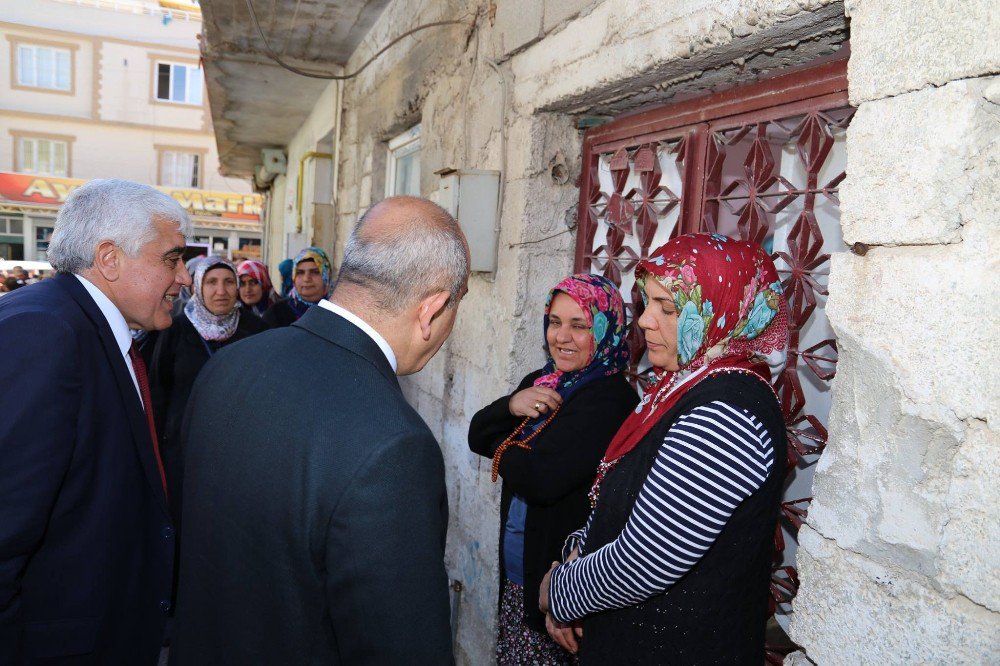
484, 57, 507, 235
244, 0, 470, 81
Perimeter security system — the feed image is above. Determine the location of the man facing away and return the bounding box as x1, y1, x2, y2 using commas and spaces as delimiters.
0, 179, 192, 664
170, 196, 470, 665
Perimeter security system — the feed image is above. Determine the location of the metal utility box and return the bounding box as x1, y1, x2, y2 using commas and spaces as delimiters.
434, 168, 500, 273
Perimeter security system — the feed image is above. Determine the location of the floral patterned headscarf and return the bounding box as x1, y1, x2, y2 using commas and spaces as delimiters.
287, 247, 333, 318
236, 260, 276, 317
590, 233, 789, 504
518, 274, 630, 443
184, 256, 240, 342
636, 233, 788, 375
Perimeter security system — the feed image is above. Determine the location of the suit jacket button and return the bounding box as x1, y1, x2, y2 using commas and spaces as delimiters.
160, 600, 171, 612
162, 526, 175, 539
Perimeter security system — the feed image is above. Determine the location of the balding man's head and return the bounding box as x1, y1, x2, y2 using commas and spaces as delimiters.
334, 196, 470, 314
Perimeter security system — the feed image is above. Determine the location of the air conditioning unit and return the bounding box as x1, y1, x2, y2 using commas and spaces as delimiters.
257, 149, 287, 185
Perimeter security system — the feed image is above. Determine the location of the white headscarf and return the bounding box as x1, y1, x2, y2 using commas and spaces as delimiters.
184, 256, 240, 341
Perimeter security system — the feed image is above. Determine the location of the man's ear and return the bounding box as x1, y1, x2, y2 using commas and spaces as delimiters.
92, 240, 122, 282
417, 290, 451, 341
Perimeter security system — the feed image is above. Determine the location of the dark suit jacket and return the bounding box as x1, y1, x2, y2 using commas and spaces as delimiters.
148, 311, 268, 527
170, 305, 453, 665
0, 273, 174, 665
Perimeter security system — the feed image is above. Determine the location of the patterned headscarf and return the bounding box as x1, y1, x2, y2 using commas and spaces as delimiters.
287, 247, 333, 318
590, 233, 789, 503
236, 259, 276, 317
518, 273, 630, 443
184, 256, 241, 341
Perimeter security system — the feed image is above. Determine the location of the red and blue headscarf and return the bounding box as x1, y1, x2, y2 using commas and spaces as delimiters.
518, 273, 630, 443
591, 233, 789, 503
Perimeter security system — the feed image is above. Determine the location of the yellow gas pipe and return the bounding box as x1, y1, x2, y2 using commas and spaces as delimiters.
296, 151, 333, 233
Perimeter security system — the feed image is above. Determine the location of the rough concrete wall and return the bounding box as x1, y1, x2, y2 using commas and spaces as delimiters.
324, 0, 852, 663
787, 1, 1000, 663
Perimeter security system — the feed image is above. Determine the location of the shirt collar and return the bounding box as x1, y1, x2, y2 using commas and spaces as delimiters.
317, 299, 397, 373
74, 274, 133, 358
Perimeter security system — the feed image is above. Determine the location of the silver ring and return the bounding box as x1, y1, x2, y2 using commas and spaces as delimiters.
534, 402, 542, 411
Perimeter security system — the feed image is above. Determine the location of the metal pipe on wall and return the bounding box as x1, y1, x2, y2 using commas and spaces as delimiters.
296, 151, 332, 234
330, 79, 343, 253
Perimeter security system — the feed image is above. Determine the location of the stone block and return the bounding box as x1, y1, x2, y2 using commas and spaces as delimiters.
806, 328, 960, 573
790, 526, 1000, 664
542, 0, 593, 33
513, 0, 845, 113
783, 651, 815, 666
938, 422, 1000, 612
803, 240, 1000, 594
841, 78, 1000, 245
826, 244, 1000, 428
846, 0, 1000, 104
494, 0, 543, 58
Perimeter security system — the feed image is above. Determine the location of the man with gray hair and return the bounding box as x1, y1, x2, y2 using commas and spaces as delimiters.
0, 179, 192, 664
171, 196, 469, 665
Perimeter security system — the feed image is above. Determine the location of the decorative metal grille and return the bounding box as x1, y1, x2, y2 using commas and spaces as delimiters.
574, 56, 851, 663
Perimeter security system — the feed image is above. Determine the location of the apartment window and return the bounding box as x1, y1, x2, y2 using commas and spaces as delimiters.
155, 61, 203, 105
18, 137, 69, 177
0, 215, 24, 236
35, 225, 54, 260
160, 151, 201, 188
16, 44, 72, 91
385, 125, 421, 196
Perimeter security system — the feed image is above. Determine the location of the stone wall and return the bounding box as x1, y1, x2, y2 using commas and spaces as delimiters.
315, 1, 851, 662
287, 0, 1000, 662
786, 1, 1000, 663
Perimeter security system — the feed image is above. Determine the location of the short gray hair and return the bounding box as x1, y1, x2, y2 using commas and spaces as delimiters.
48, 179, 193, 274
336, 197, 469, 312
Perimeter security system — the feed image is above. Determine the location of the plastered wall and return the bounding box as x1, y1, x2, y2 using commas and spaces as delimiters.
786, 1, 999, 663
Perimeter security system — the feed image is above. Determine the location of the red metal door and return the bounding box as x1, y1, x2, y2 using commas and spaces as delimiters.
574, 53, 852, 661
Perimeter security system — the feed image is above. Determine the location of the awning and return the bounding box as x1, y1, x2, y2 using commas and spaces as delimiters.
0, 172, 263, 232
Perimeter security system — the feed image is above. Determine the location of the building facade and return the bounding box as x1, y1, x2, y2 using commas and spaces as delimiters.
201, 1, 998, 664
0, 0, 261, 263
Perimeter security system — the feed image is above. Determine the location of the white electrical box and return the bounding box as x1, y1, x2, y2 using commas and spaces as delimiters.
434, 168, 500, 273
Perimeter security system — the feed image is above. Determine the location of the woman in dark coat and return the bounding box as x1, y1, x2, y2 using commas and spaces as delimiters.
541, 234, 790, 665
469, 273, 637, 665
149, 255, 268, 521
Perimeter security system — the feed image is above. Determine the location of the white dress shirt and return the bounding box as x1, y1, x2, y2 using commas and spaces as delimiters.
317, 299, 397, 373
74, 274, 142, 400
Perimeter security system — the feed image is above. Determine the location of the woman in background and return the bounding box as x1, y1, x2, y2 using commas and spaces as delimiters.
236, 259, 277, 318
149, 256, 268, 520
263, 247, 333, 328
277, 257, 294, 298
469, 273, 637, 665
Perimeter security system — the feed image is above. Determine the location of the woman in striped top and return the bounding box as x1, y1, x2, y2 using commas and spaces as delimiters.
540, 233, 790, 664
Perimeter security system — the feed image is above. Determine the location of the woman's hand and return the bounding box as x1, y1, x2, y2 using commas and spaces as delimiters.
545, 613, 582, 654
509, 386, 562, 418
541, 557, 584, 653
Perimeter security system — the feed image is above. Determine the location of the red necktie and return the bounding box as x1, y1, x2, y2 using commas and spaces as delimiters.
129, 342, 169, 498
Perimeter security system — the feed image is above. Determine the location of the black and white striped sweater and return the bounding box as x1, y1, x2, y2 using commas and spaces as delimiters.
549, 400, 775, 622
